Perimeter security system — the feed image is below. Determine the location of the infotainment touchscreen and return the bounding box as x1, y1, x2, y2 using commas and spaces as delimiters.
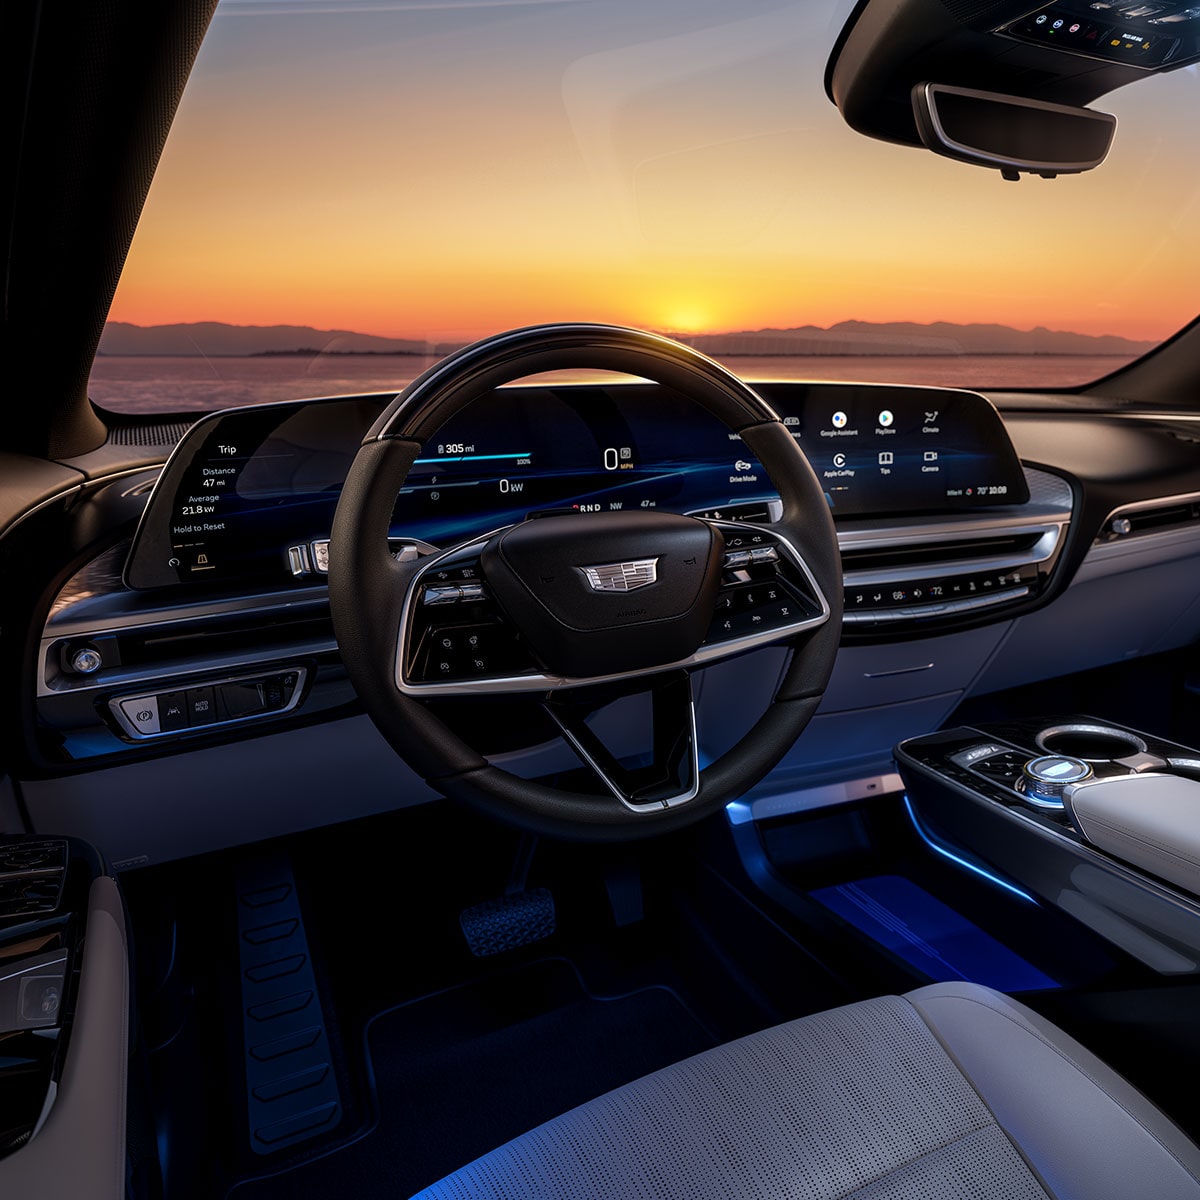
125, 381, 1028, 590
762, 382, 1029, 516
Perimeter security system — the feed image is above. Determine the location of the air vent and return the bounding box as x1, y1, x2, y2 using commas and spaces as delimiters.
114, 610, 335, 671
1097, 498, 1200, 544
107, 422, 192, 448
840, 531, 1043, 574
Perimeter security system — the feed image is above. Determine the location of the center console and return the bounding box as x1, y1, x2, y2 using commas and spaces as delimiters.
899, 717, 1200, 976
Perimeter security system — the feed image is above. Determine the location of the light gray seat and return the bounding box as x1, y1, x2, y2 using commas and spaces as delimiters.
413, 982, 1200, 1200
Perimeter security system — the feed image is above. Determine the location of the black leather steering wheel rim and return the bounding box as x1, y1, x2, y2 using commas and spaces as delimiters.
329, 324, 843, 839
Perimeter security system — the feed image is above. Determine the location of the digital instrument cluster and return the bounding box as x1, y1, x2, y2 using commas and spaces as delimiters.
125, 381, 1028, 590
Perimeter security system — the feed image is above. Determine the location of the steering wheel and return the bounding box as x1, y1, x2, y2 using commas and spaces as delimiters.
329, 324, 843, 839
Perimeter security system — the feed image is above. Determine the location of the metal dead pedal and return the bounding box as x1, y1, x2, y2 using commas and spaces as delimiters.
236, 858, 342, 1155
459, 835, 556, 957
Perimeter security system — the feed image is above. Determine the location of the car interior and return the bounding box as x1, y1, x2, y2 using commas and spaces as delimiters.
5, 0, 1200, 1196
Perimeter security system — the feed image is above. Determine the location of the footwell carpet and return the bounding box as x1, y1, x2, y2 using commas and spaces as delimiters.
229, 959, 715, 1198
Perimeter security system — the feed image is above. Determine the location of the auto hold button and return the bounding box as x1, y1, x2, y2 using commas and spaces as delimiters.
186, 687, 217, 726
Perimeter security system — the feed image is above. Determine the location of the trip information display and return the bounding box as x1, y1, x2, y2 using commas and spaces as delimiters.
125, 382, 1027, 590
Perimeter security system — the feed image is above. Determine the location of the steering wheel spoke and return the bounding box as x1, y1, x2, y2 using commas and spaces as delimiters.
544, 672, 699, 812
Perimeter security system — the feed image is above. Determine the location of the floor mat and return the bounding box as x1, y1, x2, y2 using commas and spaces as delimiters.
228, 958, 717, 1199
810, 874, 1059, 993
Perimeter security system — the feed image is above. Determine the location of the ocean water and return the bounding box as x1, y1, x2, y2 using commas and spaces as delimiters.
88, 353, 1135, 414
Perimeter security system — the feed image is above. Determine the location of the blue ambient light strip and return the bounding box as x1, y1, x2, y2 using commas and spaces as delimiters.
812, 872, 1058, 992
903, 794, 1037, 904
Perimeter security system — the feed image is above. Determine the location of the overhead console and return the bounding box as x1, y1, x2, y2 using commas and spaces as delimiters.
1002, 3, 1200, 70
827, 0, 1198, 168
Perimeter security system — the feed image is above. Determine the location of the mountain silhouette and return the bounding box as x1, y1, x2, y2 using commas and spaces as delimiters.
99, 321, 429, 357
99, 319, 1155, 359
679, 320, 1154, 358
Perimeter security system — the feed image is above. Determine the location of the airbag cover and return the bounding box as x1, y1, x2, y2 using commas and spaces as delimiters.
481, 512, 723, 677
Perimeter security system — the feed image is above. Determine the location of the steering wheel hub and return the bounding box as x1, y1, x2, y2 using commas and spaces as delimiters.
481, 511, 724, 677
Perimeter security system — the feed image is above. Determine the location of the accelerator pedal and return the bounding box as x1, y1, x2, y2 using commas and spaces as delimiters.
459, 836, 556, 957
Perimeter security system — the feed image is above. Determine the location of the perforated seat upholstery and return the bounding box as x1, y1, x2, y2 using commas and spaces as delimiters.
412, 982, 1200, 1200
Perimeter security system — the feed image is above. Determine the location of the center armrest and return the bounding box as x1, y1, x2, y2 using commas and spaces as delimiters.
1065, 773, 1200, 898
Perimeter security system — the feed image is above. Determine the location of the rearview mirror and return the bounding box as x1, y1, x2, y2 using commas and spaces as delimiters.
912, 84, 1116, 180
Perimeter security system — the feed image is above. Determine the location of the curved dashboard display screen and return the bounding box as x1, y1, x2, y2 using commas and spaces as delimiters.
125, 381, 1027, 590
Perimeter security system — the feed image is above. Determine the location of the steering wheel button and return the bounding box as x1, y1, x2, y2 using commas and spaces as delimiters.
724, 550, 752, 569
423, 586, 463, 606
749, 546, 778, 564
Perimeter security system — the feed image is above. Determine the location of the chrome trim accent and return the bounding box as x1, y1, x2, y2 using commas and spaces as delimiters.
544, 692, 701, 813
1092, 490, 1200, 547
1019, 789, 1068, 812
726, 772, 905, 823
287, 544, 312, 577
580, 558, 659, 594
1035, 723, 1147, 761
841, 526, 1061, 588
394, 518, 831, 697
48, 640, 329, 703
1022, 754, 1093, 807
863, 663, 934, 679
107, 666, 308, 741
39, 589, 333, 699
45, 585, 331, 636
423, 586, 463, 606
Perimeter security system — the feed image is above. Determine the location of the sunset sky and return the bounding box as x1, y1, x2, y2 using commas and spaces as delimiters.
107, 0, 1200, 345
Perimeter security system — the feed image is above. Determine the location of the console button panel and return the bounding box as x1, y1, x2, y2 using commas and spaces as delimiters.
843, 563, 1040, 627
109, 667, 306, 740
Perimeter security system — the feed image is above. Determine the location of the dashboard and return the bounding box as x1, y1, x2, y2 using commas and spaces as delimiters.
8, 376, 1200, 870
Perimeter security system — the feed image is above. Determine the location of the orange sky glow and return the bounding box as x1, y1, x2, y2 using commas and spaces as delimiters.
108, 0, 1200, 346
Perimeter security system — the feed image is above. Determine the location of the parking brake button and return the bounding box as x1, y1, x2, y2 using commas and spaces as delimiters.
118, 696, 161, 735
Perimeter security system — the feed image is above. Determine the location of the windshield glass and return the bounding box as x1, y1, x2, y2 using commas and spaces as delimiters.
90, 0, 1200, 414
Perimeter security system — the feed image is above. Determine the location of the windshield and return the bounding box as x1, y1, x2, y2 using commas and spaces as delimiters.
90, 0, 1200, 414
